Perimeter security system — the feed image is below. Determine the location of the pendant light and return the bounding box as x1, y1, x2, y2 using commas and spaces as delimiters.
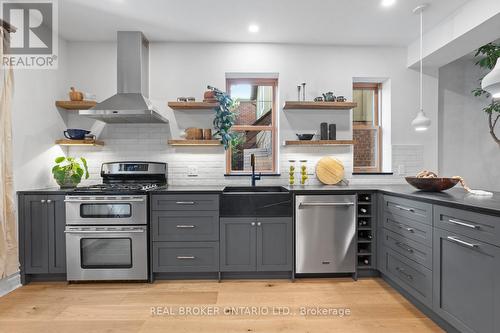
481, 58, 500, 99
411, 4, 431, 131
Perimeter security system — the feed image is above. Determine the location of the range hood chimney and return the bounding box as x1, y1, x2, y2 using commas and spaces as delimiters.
80, 31, 168, 123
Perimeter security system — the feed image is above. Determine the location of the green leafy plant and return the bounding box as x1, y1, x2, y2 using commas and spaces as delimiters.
472, 42, 500, 145
207, 85, 239, 149
52, 156, 89, 188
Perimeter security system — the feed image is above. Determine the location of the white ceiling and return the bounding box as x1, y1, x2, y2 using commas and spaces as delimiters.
60, 0, 471, 46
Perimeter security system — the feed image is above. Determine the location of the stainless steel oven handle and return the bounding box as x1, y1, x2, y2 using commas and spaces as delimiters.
64, 229, 145, 234
299, 202, 355, 208
64, 198, 145, 203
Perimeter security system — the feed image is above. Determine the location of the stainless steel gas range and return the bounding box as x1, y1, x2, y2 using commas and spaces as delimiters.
64, 161, 167, 281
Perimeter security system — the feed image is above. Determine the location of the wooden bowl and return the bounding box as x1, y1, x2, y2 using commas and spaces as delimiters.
405, 177, 459, 192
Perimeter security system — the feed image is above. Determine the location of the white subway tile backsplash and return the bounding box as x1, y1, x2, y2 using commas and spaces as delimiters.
70, 125, 422, 186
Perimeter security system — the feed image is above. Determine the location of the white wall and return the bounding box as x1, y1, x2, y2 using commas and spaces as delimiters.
11, 38, 69, 191
61, 42, 436, 186
438, 56, 500, 191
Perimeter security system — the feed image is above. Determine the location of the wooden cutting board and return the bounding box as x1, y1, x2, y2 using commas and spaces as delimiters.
316, 157, 344, 185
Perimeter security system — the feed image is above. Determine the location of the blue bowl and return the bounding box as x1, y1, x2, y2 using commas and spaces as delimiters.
64, 129, 91, 140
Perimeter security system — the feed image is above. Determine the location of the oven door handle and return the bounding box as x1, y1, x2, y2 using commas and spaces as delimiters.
64, 198, 145, 203
64, 229, 145, 234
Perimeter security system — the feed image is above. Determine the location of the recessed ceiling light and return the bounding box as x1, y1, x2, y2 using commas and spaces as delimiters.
248, 24, 259, 33
381, 0, 396, 7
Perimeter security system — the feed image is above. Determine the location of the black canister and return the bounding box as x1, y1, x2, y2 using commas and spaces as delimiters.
320, 123, 328, 140
328, 124, 337, 140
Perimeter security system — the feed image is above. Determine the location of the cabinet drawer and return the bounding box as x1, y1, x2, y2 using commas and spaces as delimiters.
434, 205, 500, 247
384, 247, 432, 307
433, 228, 500, 333
383, 195, 432, 225
152, 211, 219, 242
151, 194, 219, 211
152, 242, 219, 272
383, 211, 432, 247
383, 229, 432, 269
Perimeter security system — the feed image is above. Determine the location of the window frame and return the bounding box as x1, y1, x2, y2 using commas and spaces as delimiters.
225, 78, 278, 175
353, 82, 382, 173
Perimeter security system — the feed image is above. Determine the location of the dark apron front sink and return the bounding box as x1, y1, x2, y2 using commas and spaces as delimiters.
221, 186, 292, 217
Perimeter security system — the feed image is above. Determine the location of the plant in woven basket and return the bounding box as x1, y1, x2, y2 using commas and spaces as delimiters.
207, 85, 239, 149
471, 42, 500, 145
52, 156, 89, 188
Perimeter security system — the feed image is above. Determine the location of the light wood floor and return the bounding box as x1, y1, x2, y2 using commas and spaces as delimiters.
0, 278, 442, 333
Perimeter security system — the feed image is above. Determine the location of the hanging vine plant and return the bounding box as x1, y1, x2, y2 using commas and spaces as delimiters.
207, 85, 240, 149
471, 43, 500, 145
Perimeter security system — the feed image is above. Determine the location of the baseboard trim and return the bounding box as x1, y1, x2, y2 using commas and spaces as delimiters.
0, 272, 21, 297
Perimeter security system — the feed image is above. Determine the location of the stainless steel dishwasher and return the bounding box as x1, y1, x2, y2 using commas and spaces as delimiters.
295, 195, 356, 274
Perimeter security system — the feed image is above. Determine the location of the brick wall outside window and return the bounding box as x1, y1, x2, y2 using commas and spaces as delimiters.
353, 128, 377, 168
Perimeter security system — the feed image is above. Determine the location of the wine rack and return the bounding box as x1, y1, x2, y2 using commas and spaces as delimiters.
357, 193, 375, 269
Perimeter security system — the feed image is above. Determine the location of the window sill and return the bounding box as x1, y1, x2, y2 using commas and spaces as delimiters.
224, 173, 282, 177
352, 172, 394, 176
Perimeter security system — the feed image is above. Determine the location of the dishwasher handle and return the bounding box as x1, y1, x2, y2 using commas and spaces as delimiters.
299, 202, 355, 208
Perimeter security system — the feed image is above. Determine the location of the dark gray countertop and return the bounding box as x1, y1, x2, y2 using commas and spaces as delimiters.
17, 187, 76, 195
288, 184, 500, 216
151, 185, 225, 193
18, 184, 500, 216
17, 185, 226, 194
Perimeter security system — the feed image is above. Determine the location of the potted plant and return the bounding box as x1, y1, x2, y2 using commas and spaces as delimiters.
52, 156, 89, 188
472, 43, 500, 145
207, 85, 239, 149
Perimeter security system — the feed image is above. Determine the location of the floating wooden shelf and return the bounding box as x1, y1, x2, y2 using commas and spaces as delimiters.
283, 101, 357, 110
168, 102, 219, 110
168, 139, 221, 146
55, 100, 97, 110
284, 140, 354, 146
55, 139, 104, 146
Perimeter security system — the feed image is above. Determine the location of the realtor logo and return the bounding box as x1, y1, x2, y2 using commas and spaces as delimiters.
1, 0, 58, 69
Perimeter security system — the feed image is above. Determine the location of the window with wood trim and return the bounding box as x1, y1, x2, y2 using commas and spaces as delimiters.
353, 83, 382, 173
226, 78, 278, 174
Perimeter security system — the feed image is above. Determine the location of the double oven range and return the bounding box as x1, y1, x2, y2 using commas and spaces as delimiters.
64, 162, 167, 281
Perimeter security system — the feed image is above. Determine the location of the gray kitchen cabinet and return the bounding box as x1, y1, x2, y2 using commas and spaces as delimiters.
383, 210, 433, 247
434, 205, 500, 247
220, 218, 256, 272
220, 217, 293, 272
151, 194, 220, 275
152, 210, 219, 242
256, 217, 293, 271
433, 227, 500, 333
151, 194, 219, 211
153, 242, 219, 272
23, 195, 49, 274
21, 194, 66, 275
382, 195, 432, 225
382, 246, 433, 307
47, 195, 66, 273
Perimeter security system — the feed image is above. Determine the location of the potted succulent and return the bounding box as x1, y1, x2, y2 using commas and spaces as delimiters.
52, 156, 89, 188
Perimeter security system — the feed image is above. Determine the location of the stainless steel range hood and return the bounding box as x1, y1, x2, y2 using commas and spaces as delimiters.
80, 31, 168, 124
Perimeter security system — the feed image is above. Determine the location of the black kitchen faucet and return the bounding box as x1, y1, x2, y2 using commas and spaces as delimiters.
250, 154, 261, 187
